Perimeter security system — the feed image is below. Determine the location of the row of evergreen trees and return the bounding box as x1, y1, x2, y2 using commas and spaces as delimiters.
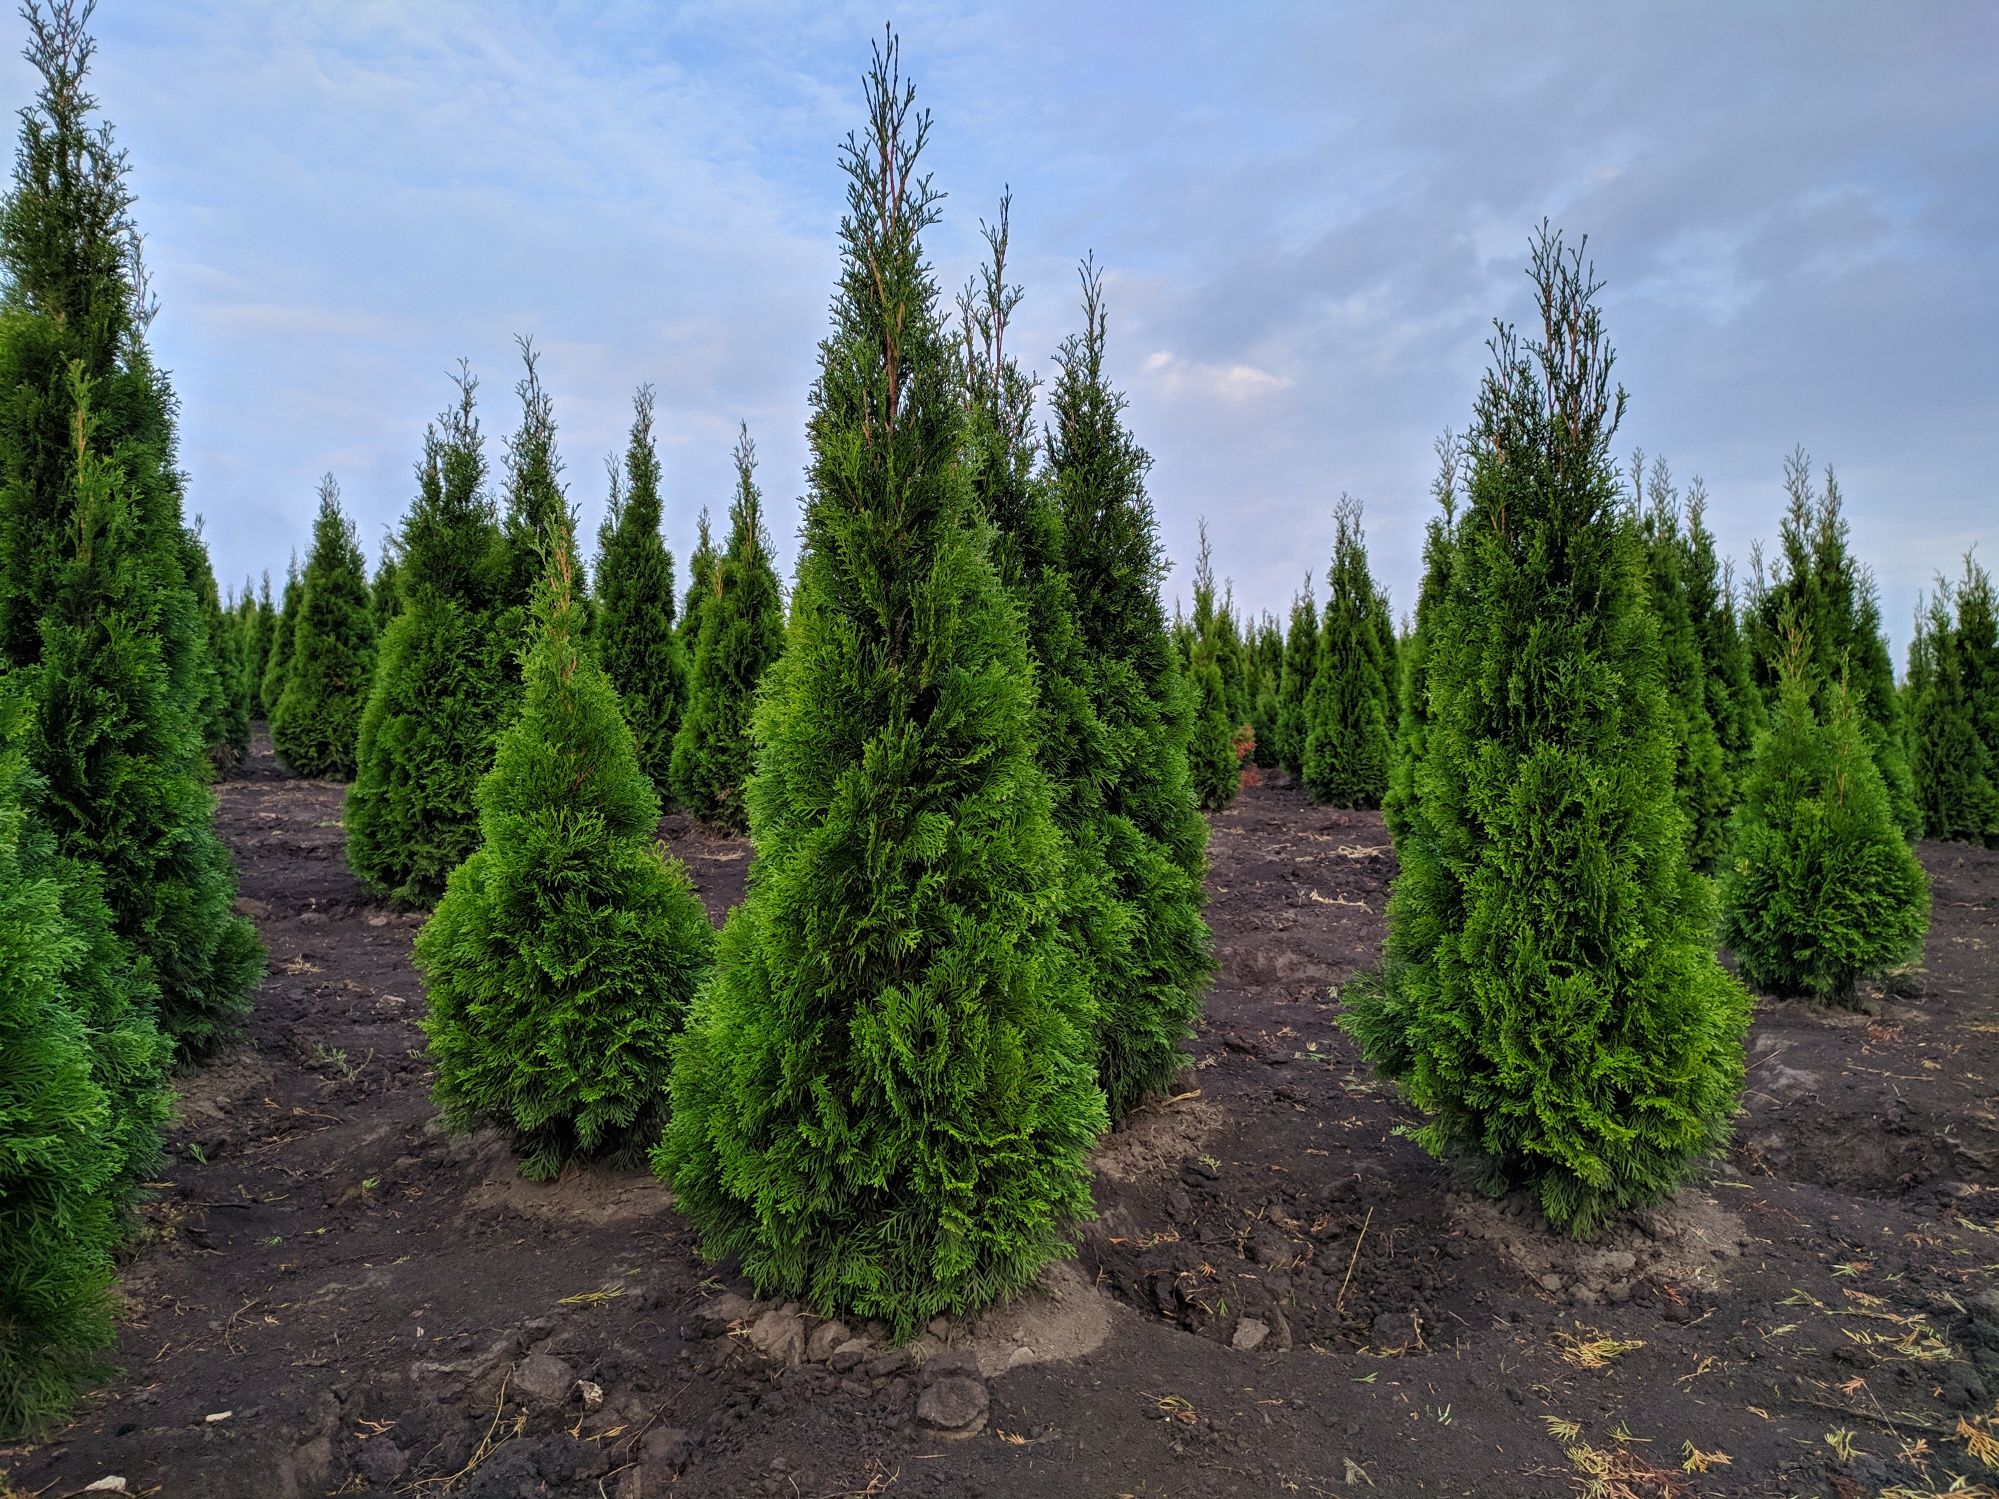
0, 1, 261, 1436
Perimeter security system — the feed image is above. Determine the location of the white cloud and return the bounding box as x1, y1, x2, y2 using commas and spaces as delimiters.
1140, 349, 1294, 406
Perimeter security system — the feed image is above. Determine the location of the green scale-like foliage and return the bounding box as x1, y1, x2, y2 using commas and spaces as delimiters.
415, 539, 714, 1181
658, 42, 1104, 1338
1385, 437, 1464, 847
271, 476, 375, 779
1906, 559, 1999, 847
1185, 523, 1242, 810
679, 507, 716, 660
1684, 485, 1758, 788
1046, 262, 1212, 1119
1962, 559, 1999, 781
260, 555, 298, 720
1343, 230, 1749, 1237
180, 530, 237, 775
347, 374, 514, 905
372, 544, 402, 634
247, 572, 275, 707
594, 386, 687, 795
1247, 614, 1283, 770
1276, 576, 1317, 775
670, 425, 785, 828
1723, 631, 1929, 1002
1302, 497, 1392, 808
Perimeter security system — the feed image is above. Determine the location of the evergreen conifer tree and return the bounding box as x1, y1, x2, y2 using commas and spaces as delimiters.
1046, 261, 1212, 1118
1723, 624, 1930, 1001
271, 476, 375, 779
1343, 229, 1749, 1235
259, 554, 298, 720
1301, 497, 1393, 808
247, 570, 274, 709
1185, 524, 1242, 811
1276, 576, 1317, 775
180, 528, 237, 774
1906, 564, 1999, 845
1958, 554, 1999, 778
1247, 614, 1283, 769
495, 340, 574, 617
346, 372, 513, 904
659, 40, 1103, 1335
227, 578, 259, 744
669, 424, 786, 828
1683, 483, 1757, 786
1383, 436, 1465, 848
371, 540, 402, 633
679, 506, 716, 658
415, 533, 714, 1180
593, 385, 687, 793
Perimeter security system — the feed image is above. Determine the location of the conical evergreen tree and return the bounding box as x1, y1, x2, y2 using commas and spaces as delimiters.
1301, 497, 1392, 808
346, 371, 513, 904
247, 570, 275, 709
1683, 482, 1758, 787
1342, 229, 1749, 1235
1744, 452, 1918, 836
1185, 522, 1242, 811
371, 539, 402, 633
495, 339, 574, 618
1214, 583, 1251, 731
228, 578, 259, 745
1382, 441, 1461, 848
593, 385, 687, 794
1246, 613, 1283, 770
1276, 575, 1317, 775
180, 527, 237, 775
670, 424, 786, 828
1958, 554, 1999, 779
1723, 624, 1930, 1002
271, 476, 375, 779
1907, 563, 1999, 845
659, 40, 1103, 1336
416, 533, 714, 1181
679, 506, 716, 658
1046, 260, 1211, 1119
259, 554, 298, 720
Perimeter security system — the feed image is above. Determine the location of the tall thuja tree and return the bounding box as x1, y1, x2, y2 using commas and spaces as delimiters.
227, 578, 258, 748
1276, 575, 1317, 775
1723, 623, 1929, 1001
1343, 229, 1748, 1235
679, 506, 716, 658
1907, 562, 1999, 845
1384, 437, 1462, 847
1047, 260, 1211, 1118
1214, 583, 1251, 732
1744, 453, 1917, 836
180, 527, 236, 774
1959, 554, 1999, 803
1302, 496, 1393, 807
660, 39, 1103, 1336
1247, 613, 1283, 769
1683, 482, 1757, 788
259, 554, 298, 719
594, 386, 687, 793
1635, 453, 1730, 868
247, 570, 274, 708
371, 538, 402, 633
416, 533, 713, 1180
271, 475, 375, 779
495, 339, 573, 621
346, 372, 511, 904
1185, 522, 1241, 810
670, 424, 785, 828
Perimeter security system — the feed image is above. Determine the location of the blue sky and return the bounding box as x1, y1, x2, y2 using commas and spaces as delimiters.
12, 2, 1995, 662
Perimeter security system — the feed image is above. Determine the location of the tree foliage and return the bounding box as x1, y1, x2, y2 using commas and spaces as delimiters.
271, 475, 375, 778
1906, 556, 1999, 846
259, 554, 298, 720
1185, 521, 1242, 811
1301, 496, 1392, 808
1276, 575, 1317, 776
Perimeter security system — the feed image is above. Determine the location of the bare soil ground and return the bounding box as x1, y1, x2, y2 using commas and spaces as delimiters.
6, 736, 1998, 1498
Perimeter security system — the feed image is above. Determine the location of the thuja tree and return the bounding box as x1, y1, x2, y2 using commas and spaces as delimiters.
1383, 437, 1462, 847
247, 571, 274, 705
1343, 229, 1748, 1235
671, 424, 785, 828
259, 555, 298, 719
271, 476, 375, 778
679, 506, 716, 658
1723, 625, 1929, 1002
1907, 562, 1999, 845
346, 372, 512, 904
1302, 496, 1393, 807
1185, 523, 1242, 810
495, 340, 574, 619
1684, 481, 1758, 786
1276, 576, 1317, 775
1047, 260, 1211, 1118
1744, 453, 1918, 836
181, 529, 238, 774
1247, 614, 1283, 770
416, 535, 713, 1180
371, 540, 402, 633
594, 385, 687, 793
1635, 454, 1730, 868
659, 40, 1103, 1336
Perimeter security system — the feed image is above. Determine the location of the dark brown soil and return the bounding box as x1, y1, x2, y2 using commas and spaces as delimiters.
6, 738, 1998, 1499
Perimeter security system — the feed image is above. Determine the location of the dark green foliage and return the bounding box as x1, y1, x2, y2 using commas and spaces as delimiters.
1635, 454, 1731, 868
1744, 453, 1918, 836
247, 571, 274, 706
1185, 522, 1242, 811
1247, 613, 1283, 769
1723, 628, 1929, 1002
415, 538, 714, 1181
1046, 261, 1212, 1119
180, 528, 236, 775
1276, 576, 1317, 775
1383, 437, 1462, 847
495, 339, 573, 615
1343, 230, 1749, 1236
1302, 497, 1393, 808
259, 555, 298, 719
347, 373, 514, 905
679, 506, 716, 658
659, 41, 1103, 1337
1213, 585, 1250, 731
1683, 484, 1758, 787
594, 386, 687, 793
371, 541, 402, 633
1907, 558, 1999, 845
271, 476, 375, 779
670, 426, 785, 828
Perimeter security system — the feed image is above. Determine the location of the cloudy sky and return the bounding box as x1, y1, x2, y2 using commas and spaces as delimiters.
12, 2, 1994, 662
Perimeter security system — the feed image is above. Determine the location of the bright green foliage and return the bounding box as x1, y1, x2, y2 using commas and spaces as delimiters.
1185, 522, 1242, 811
415, 537, 714, 1181
1046, 261, 1211, 1119
180, 529, 237, 775
1384, 438, 1462, 847
1683, 483, 1758, 786
1213, 585, 1251, 731
495, 340, 574, 617
1723, 628, 1929, 1002
347, 373, 514, 905
1276, 576, 1317, 775
1744, 453, 1918, 837
271, 476, 375, 779
678, 505, 716, 658
1635, 454, 1731, 868
1907, 558, 1999, 845
670, 425, 785, 828
594, 386, 687, 794
259, 555, 298, 719
659, 42, 1103, 1337
1302, 497, 1392, 808
1246, 614, 1283, 769
1343, 230, 1749, 1236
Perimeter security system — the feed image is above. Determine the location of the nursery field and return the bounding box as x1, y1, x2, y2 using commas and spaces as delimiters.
7, 736, 1999, 1499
